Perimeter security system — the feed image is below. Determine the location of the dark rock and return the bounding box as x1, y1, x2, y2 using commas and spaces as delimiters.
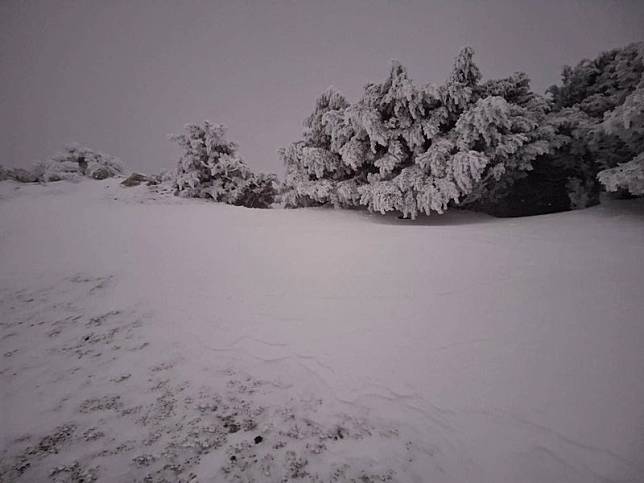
254, 436, 263, 444
121, 172, 151, 187
90, 167, 112, 180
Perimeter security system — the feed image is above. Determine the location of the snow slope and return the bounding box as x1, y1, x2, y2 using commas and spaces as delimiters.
1, 179, 643, 482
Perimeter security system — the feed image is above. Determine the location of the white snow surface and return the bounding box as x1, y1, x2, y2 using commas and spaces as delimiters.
1, 179, 643, 482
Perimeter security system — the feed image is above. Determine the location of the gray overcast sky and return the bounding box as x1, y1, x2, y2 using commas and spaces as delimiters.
1, 1, 643, 176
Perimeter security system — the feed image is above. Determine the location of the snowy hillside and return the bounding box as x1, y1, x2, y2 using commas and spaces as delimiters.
1, 179, 643, 482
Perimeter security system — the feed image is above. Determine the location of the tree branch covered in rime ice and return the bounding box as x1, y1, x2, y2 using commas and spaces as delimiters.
171, 121, 277, 208
280, 47, 561, 218
598, 153, 644, 195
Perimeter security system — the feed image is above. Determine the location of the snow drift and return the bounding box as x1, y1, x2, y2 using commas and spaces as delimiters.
1, 179, 643, 482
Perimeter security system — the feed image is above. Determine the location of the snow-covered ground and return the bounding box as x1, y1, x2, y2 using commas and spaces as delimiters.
1, 179, 643, 483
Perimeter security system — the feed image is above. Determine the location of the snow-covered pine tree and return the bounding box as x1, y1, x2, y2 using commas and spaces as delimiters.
172, 121, 233, 198
281, 47, 559, 218
548, 43, 644, 119
597, 153, 644, 196
597, 77, 644, 196
281, 88, 358, 208
441, 46, 482, 119
349, 60, 443, 217
599, 79, 644, 156
354, 49, 556, 217
544, 42, 644, 204
171, 121, 277, 208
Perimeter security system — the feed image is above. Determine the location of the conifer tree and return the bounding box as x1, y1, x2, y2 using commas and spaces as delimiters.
597, 79, 644, 196
172, 121, 277, 208
544, 42, 644, 204
281, 47, 558, 218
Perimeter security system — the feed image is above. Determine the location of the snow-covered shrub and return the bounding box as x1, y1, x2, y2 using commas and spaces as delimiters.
171, 121, 277, 208
1, 164, 37, 182
1, 167, 39, 183
235, 172, 279, 208
281, 48, 558, 218
36, 144, 123, 182
158, 169, 175, 184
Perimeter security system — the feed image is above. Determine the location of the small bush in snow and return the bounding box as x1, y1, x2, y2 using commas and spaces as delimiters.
36, 144, 123, 182
0, 166, 39, 183
171, 121, 277, 208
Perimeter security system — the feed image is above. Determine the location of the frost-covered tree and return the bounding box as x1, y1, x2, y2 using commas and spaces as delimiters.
484, 42, 644, 213
281, 47, 558, 218
172, 121, 277, 208
597, 153, 644, 196
596, 78, 644, 196
35, 144, 123, 182
543, 42, 644, 205
282, 44, 644, 217
548, 43, 644, 118
599, 80, 644, 155
281, 87, 358, 208
489, 104, 601, 215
